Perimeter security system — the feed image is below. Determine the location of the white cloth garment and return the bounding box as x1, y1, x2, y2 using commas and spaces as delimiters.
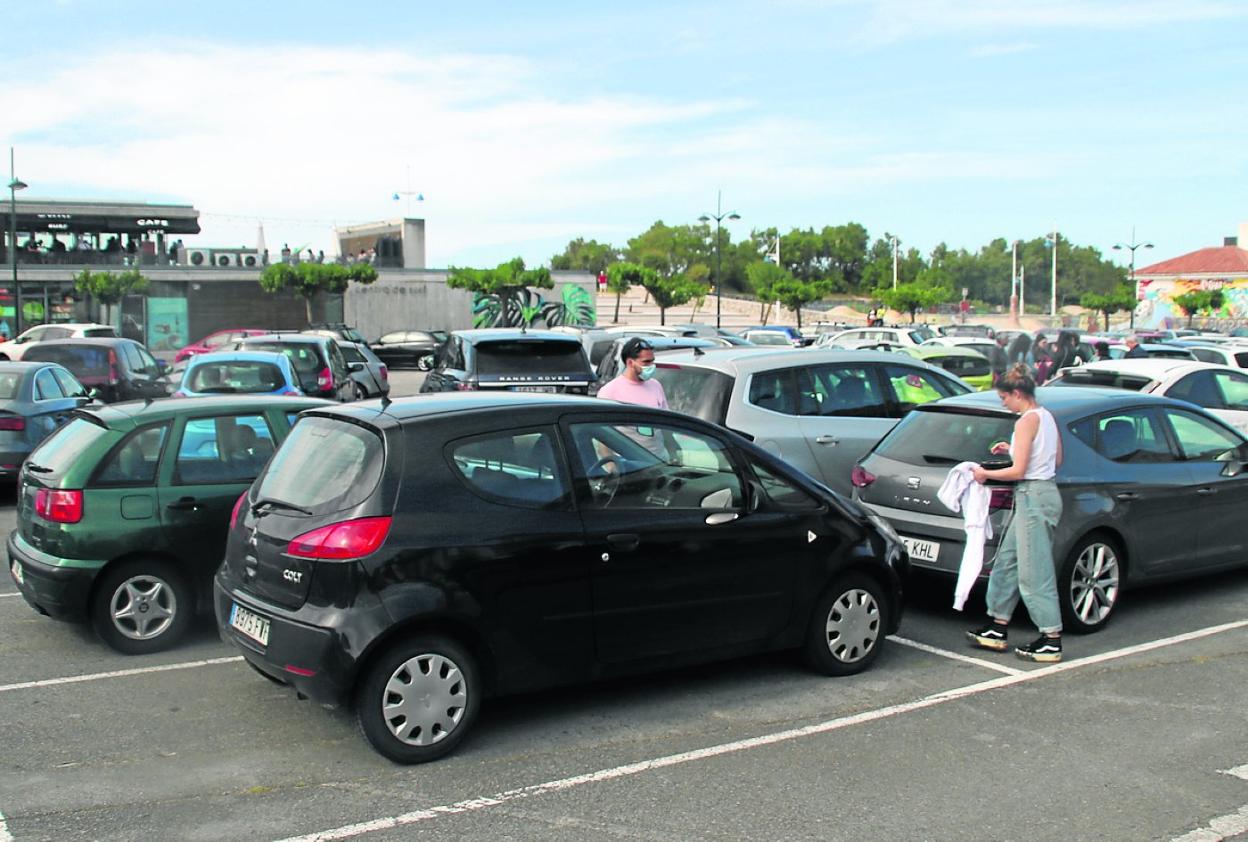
937, 462, 994, 611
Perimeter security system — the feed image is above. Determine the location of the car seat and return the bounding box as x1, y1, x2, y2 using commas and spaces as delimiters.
1100, 419, 1138, 461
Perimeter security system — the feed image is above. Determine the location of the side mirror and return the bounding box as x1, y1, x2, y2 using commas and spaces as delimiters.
155, 360, 169, 373
75, 394, 92, 406
348, 362, 365, 373
746, 479, 765, 514
87, 388, 101, 400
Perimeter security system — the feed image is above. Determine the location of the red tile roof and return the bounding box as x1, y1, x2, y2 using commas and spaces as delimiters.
1137, 246, 1248, 276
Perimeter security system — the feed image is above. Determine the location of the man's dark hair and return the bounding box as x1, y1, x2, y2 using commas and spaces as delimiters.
620, 337, 653, 363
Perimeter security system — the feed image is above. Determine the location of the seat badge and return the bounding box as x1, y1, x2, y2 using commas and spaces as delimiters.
907, 477, 921, 490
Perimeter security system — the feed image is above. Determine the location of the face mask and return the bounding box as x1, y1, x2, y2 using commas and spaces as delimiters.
638, 364, 657, 381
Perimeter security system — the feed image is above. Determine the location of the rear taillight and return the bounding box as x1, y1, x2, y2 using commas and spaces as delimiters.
988, 485, 1015, 511
108, 350, 120, 385
0, 415, 25, 431
379, 365, 388, 381
455, 382, 478, 391
229, 492, 248, 529
851, 465, 876, 488
316, 367, 332, 390
34, 488, 83, 523
286, 516, 392, 560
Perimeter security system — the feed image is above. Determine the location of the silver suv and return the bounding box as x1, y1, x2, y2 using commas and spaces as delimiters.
653, 348, 972, 495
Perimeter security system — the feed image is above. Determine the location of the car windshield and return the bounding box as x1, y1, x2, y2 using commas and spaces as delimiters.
749, 333, 790, 346
27, 417, 112, 474
932, 355, 989, 378
188, 361, 285, 393
652, 364, 735, 424
474, 340, 588, 375
255, 416, 384, 515
245, 342, 322, 375
873, 407, 1018, 466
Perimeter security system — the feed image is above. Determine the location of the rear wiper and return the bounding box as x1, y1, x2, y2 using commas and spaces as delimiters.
921, 455, 960, 465
252, 498, 313, 516
25, 463, 53, 474
198, 386, 239, 393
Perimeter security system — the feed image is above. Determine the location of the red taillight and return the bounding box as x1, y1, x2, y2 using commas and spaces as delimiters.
988, 485, 1015, 511
283, 664, 317, 677
851, 465, 876, 488
316, 367, 332, 390
379, 365, 388, 381
229, 492, 248, 529
34, 488, 83, 523
286, 516, 392, 560
455, 382, 478, 391
0, 415, 25, 431
108, 350, 120, 385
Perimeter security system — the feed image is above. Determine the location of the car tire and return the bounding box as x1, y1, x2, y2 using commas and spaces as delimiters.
1059, 534, 1123, 634
91, 559, 193, 655
352, 382, 368, 401
803, 572, 887, 676
356, 635, 481, 764
416, 354, 434, 371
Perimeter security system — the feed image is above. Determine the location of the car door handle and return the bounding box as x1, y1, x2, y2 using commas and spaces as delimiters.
606, 533, 640, 552
705, 512, 739, 525
1114, 492, 1140, 501
815, 435, 839, 445
1196, 487, 1217, 495
166, 497, 202, 512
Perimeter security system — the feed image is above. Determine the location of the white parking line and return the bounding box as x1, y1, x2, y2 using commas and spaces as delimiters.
889, 635, 1024, 676
1223, 764, 1248, 782
0, 809, 12, 842
0, 656, 243, 693
275, 618, 1248, 842
1171, 804, 1248, 842
0, 592, 21, 599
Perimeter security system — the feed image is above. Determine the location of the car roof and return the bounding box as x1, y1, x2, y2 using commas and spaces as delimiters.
307, 391, 619, 425
905, 346, 987, 359
454, 329, 583, 344
927, 385, 1191, 418
653, 346, 947, 374
240, 333, 325, 345
23, 336, 139, 347
81, 395, 334, 429
0, 360, 65, 372
1065, 359, 1231, 377
185, 351, 291, 366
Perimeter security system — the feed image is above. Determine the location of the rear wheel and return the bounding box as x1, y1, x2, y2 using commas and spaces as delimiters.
804, 572, 887, 676
352, 382, 369, 401
1059, 534, 1123, 633
91, 559, 192, 654
416, 353, 434, 371
356, 635, 481, 764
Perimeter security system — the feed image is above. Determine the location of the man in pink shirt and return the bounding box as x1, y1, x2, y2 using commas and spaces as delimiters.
598, 337, 668, 409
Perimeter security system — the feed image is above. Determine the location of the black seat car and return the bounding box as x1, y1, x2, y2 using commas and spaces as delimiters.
215, 393, 908, 763
420, 329, 596, 395
23, 338, 171, 403
232, 333, 355, 402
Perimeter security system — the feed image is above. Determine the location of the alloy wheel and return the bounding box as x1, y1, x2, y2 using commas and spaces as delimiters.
1069, 542, 1120, 626
109, 574, 178, 641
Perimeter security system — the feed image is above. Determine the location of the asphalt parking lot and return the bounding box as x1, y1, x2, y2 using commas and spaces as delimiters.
2, 369, 1247, 841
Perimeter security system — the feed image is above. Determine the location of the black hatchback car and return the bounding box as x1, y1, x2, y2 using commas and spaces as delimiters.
215, 393, 908, 763
23, 338, 171, 403
420, 329, 596, 395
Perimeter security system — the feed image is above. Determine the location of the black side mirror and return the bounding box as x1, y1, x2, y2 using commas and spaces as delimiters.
746, 479, 765, 514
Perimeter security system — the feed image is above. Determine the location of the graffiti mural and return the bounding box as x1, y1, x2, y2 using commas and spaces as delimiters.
1136, 276, 1248, 328
472, 284, 596, 329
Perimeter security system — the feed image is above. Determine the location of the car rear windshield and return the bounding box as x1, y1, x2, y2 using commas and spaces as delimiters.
244, 342, 323, 375
188, 361, 285, 393
474, 341, 589, 375
932, 355, 989, 378
24, 345, 111, 377
27, 417, 113, 474
0, 372, 21, 400
872, 407, 1017, 467
1050, 369, 1150, 391
652, 364, 734, 424
254, 416, 384, 515
82, 328, 118, 338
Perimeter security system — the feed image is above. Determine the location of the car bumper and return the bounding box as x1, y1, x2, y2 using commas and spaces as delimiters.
857, 499, 1005, 578
7, 530, 101, 619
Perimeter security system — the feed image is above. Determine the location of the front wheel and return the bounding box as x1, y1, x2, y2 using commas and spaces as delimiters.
91, 559, 192, 654
352, 382, 369, 401
804, 572, 887, 676
356, 635, 481, 764
416, 353, 434, 371
1059, 535, 1123, 633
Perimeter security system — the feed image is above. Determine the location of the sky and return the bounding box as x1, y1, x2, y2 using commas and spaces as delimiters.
3, 0, 1246, 272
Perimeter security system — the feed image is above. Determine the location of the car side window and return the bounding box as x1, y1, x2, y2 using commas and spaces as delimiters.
748, 458, 821, 511
569, 422, 742, 510
93, 423, 170, 486
1215, 371, 1248, 411
44, 327, 71, 340
798, 365, 885, 417
747, 369, 798, 415
881, 364, 957, 415
175, 414, 276, 484
449, 429, 569, 508
51, 368, 87, 398
1167, 371, 1224, 409
34, 368, 64, 400
1163, 408, 1243, 462
1093, 409, 1176, 463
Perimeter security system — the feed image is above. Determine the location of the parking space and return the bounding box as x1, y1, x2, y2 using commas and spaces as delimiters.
2, 370, 1247, 840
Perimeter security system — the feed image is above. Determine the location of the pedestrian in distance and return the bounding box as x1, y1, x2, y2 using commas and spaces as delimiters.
967, 364, 1065, 662
1006, 332, 1032, 368
1031, 333, 1055, 383
1123, 335, 1147, 358
597, 337, 667, 409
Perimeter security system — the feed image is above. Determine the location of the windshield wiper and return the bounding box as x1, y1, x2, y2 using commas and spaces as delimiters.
25, 463, 53, 474
252, 498, 313, 516
921, 455, 960, 465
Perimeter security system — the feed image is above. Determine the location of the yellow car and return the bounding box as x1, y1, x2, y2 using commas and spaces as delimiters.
895, 345, 994, 391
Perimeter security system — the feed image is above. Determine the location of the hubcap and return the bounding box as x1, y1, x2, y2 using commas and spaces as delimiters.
1070, 543, 1120, 625
824, 588, 881, 663
110, 575, 177, 640
382, 653, 467, 746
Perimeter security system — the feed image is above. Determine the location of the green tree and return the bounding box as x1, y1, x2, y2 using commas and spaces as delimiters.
73, 268, 150, 328
1079, 284, 1137, 331
746, 261, 793, 323
876, 282, 952, 324
1171, 289, 1225, 328
642, 273, 706, 325
625, 221, 711, 280
550, 238, 619, 273
258, 262, 377, 323
772, 277, 832, 328
446, 257, 554, 327
605, 262, 657, 324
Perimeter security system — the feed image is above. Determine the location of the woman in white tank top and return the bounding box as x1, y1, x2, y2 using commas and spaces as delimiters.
966, 364, 1065, 663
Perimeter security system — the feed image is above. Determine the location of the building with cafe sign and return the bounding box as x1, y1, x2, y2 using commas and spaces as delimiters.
1134, 223, 1248, 329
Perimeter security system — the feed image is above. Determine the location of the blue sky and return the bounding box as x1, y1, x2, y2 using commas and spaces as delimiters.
4, 0, 1245, 272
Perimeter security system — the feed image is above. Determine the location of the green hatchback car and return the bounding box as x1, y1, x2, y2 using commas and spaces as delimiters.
7, 395, 331, 653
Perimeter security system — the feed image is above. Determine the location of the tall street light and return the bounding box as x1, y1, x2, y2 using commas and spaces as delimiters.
8, 147, 27, 337
890, 237, 901, 289
1010, 239, 1021, 324
1113, 228, 1153, 330
698, 190, 740, 329
1046, 228, 1059, 320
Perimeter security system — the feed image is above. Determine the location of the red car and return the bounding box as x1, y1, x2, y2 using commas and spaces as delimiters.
174, 329, 269, 363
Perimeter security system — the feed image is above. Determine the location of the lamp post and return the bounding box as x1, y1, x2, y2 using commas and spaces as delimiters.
1113, 228, 1153, 330
8, 147, 27, 337
1010, 239, 1021, 324
698, 190, 740, 329
1046, 228, 1058, 321
890, 237, 900, 289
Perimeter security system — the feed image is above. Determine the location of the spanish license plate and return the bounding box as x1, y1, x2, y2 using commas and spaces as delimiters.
901, 536, 941, 563
512, 385, 557, 393
10, 559, 23, 586
229, 602, 270, 646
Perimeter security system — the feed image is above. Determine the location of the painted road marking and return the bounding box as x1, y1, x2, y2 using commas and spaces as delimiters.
0, 656, 243, 694
0, 809, 12, 842
1171, 804, 1248, 842
889, 635, 1025, 676
275, 618, 1248, 842
0, 593, 21, 598
1222, 764, 1248, 782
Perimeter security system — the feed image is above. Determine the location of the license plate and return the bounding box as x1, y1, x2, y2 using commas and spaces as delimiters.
10, 559, 23, 586
511, 385, 557, 393
229, 602, 270, 646
901, 536, 941, 563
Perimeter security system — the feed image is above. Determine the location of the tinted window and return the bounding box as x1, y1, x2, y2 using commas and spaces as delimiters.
189, 361, 286, 393
93, 424, 169, 485
748, 458, 820, 510
255, 416, 383, 514
880, 364, 962, 415
652, 365, 734, 423
1164, 409, 1243, 461
202, 332, 232, 349
1188, 347, 1224, 364
51, 368, 87, 398
340, 346, 366, 364
175, 414, 275, 483
873, 408, 1017, 466
1235, 352, 1248, 368
748, 369, 798, 415
473, 341, 588, 375
82, 328, 118, 338
1050, 369, 1150, 390
28, 418, 111, 473
449, 430, 568, 508
1167, 371, 1224, 408
799, 365, 886, 417
24, 344, 111, 377
245, 342, 323, 377
1216, 371, 1248, 410
1092, 410, 1174, 463
0, 372, 21, 400
34, 368, 64, 400
931, 354, 989, 378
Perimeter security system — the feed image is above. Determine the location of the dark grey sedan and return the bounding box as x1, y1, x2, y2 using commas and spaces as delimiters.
0, 361, 93, 480
852, 387, 1248, 632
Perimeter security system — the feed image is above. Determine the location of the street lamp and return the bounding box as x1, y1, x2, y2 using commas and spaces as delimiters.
890, 237, 900, 289
8, 147, 27, 337
1045, 228, 1059, 320
1113, 228, 1153, 330
698, 190, 740, 329
1010, 239, 1021, 323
